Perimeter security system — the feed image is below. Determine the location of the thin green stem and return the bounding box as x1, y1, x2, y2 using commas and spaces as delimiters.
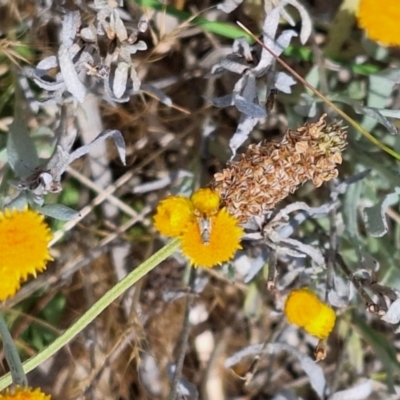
0, 313, 27, 387
0, 238, 180, 391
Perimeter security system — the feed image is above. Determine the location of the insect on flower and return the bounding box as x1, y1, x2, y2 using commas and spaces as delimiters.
197, 215, 212, 244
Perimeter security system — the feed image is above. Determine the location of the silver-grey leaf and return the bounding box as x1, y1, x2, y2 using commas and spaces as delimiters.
4, 193, 28, 210
36, 56, 58, 71
58, 44, 86, 103
126, 41, 147, 54
381, 299, 400, 324
229, 115, 258, 156
111, 9, 128, 42
234, 94, 267, 118
285, 0, 312, 44
61, 11, 81, 48
217, 0, 243, 13
224, 343, 263, 367
254, 29, 297, 75
330, 380, 372, 400
357, 106, 397, 135
270, 344, 327, 399
232, 37, 253, 61
141, 83, 172, 107
328, 274, 350, 307
225, 343, 327, 399
206, 94, 234, 108
94, 0, 108, 9
27, 69, 65, 92
38, 204, 80, 221
7, 116, 40, 178
69, 129, 126, 165
130, 67, 141, 93
80, 25, 97, 42
275, 71, 296, 93
104, 76, 130, 103
138, 15, 149, 32
363, 189, 400, 237
113, 62, 129, 99
220, 58, 249, 74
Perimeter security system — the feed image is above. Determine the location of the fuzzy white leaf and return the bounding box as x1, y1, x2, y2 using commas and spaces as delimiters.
328, 275, 350, 307
113, 62, 129, 99
217, 0, 243, 13
104, 76, 130, 103
28, 69, 65, 91
58, 45, 86, 103
94, 0, 108, 9
61, 11, 81, 48
138, 15, 149, 32
285, 0, 312, 44
81, 25, 97, 42
330, 380, 372, 400
36, 56, 58, 71
111, 9, 128, 42
252, 7, 280, 75
382, 299, 400, 324
130, 67, 141, 93
126, 41, 147, 54
275, 71, 296, 93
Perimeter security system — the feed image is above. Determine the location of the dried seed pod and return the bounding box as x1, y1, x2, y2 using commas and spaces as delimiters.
210, 114, 347, 223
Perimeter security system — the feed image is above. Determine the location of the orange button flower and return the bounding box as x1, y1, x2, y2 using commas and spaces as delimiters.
154, 196, 194, 237
0, 386, 51, 399
180, 208, 243, 268
0, 208, 53, 301
284, 288, 336, 339
154, 189, 243, 268
357, 0, 400, 46
191, 188, 220, 216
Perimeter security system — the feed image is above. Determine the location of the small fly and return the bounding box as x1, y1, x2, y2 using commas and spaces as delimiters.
197, 216, 212, 245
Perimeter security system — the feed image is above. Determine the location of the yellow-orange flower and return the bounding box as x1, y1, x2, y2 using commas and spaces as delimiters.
191, 188, 220, 216
284, 288, 336, 339
154, 189, 243, 267
180, 208, 243, 268
0, 386, 51, 399
357, 0, 400, 46
0, 208, 53, 301
153, 196, 194, 237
